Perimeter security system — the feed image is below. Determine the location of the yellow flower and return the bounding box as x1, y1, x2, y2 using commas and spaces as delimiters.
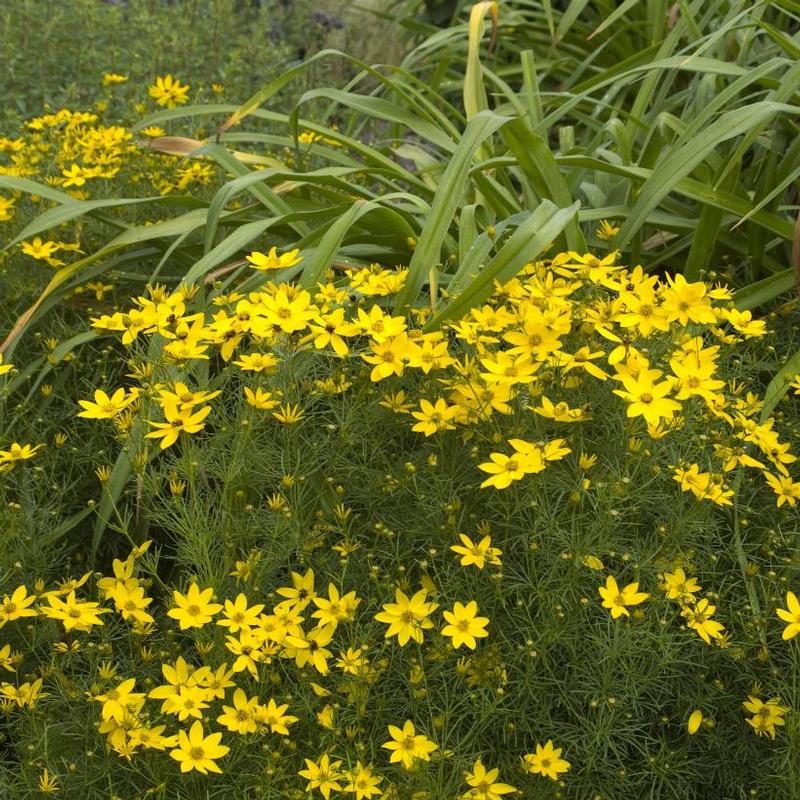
276, 568, 317, 610
531, 395, 590, 422
355, 305, 407, 341
157, 383, 220, 417
298, 753, 344, 799
687, 709, 703, 735
102, 72, 128, 86
140, 125, 166, 138
462, 758, 516, 799
244, 386, 280, 409
0, 195, 16, 222
479, 351, 539, 386
660, 273, 717, 326
21, 236, 60, 261
477, 438, 563, 489
335, 647, 367, 675
94, 678, 144, 724
306, 307, 357, 357
743, 695, 787, 739
776, 590, 800, 640
0, 585, 38, 626
598, 575, 649, 619
216, 593, 264, 634
77, 388, 137, 419
362, 334, 413, 382
41, 590, 109, 632
245, 247, 302, 271
612, 371, 681, 427
233, 352, 279, 373
260, 286, 316, 334
450, 533, 502, 570
382, 720, 437, 770
148, 75, 190, 108
661, 568, 701, 603
164, 684, 210, 721
311, 584, 360, 629
682, 599, 725, 645
38, 768, 59, 794
0, 643, 15, 672
0, 678, 46, 708
310, 703, 333, 731
290, 624, 336, 674
110, 583, 154, 626
375, 588, 438, 646
441, 600, 489, 649
522, 740, 571, 780
254, 697, 298, 735
167, 583, 223, 629
169, 720, 229, 773
83, 281, 114, 301
410, 398, 459, 436
764, 472, 800, 507
129, 724, 177, 751
62, 163, 89, 188
596, 219, 620, 240
272, 403, 305, 425
673, 463, 733, 506
0, 354, 13, 375
148, 657, 208, 711
145, 405, 212, 449
217, 688, 258, 734
200, 664, 237, 701
580, 554, 605, 571
344, 762, 383, 800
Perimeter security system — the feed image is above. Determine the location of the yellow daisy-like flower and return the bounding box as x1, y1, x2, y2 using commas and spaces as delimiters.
246, 247, 303, 271
598, 575, 649, 619
298, 753, 343, 799
148, 75, 190, 108
596, 219, 620, 240
522, 740, 571, 780
441, 600, 490, 649
776, 591, 800, 640
102, 72, 128, 86
463, 758, 516, 799
167, 583, 223, 629
375, 588, 438, 646
382, 720, 437, 770
0, 586, 38, 627
450, 533, 502, 569
77, 388, 137, 419
169, 720, 229, 773
743, 695, 787, 739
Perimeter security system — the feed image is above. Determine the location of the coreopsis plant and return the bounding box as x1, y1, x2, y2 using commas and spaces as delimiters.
1, 249, 800, 800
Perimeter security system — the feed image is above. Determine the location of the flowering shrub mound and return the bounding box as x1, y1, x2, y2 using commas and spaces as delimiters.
1, 248, 800, 798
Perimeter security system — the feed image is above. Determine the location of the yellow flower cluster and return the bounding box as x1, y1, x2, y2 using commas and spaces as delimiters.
4, 242, 800, 795
0, 537, 572, 793
0, 75, 216, 226
77, 250, 797, 512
